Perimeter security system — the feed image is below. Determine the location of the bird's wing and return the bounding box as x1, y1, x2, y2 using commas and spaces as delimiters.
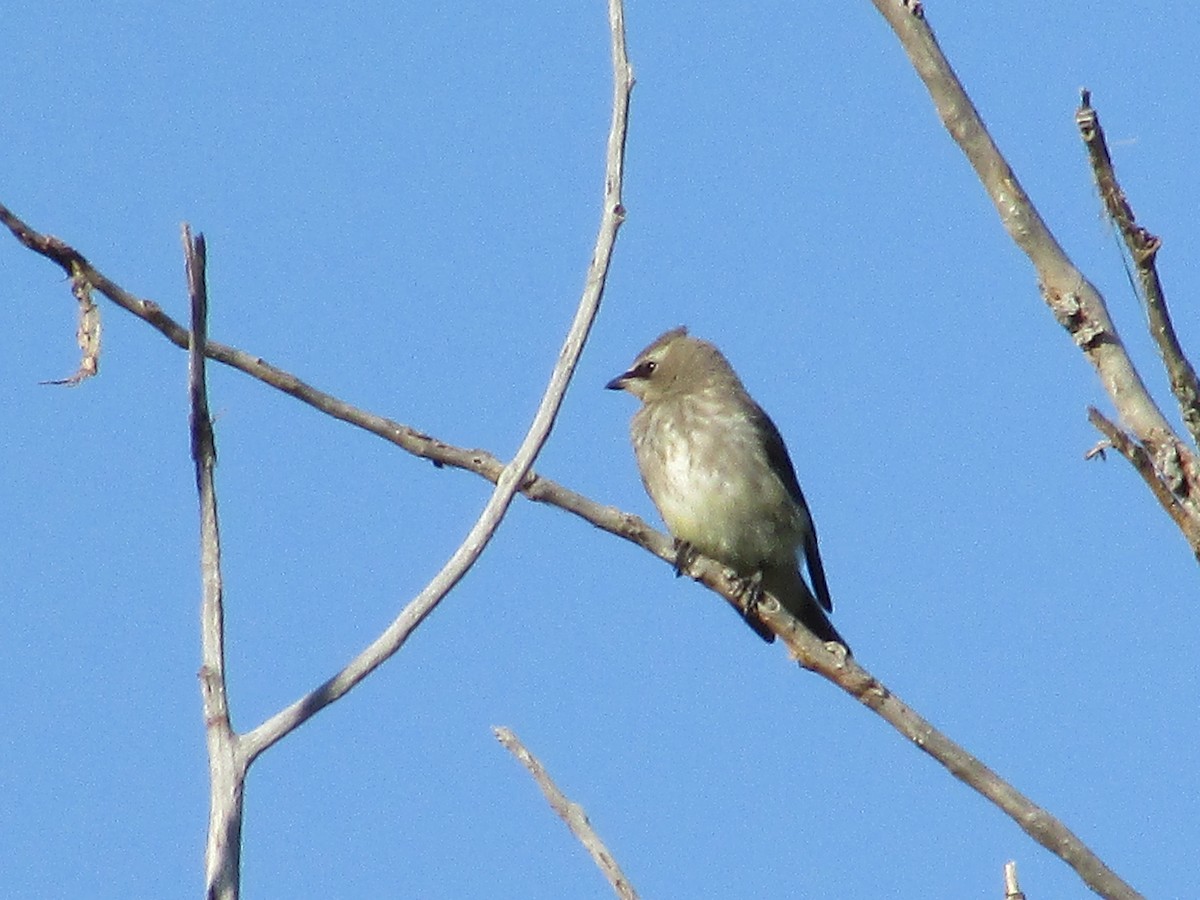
755, 405, 834, 613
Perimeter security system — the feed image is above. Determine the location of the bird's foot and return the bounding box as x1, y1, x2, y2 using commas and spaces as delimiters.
726, 570, 772, 638
672, 539, 698, 578
737, 569, 765, 615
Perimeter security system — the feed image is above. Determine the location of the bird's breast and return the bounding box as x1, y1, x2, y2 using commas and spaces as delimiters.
631, 395, 803, 570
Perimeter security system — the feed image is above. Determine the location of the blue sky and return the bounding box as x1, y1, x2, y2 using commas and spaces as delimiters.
3, 3, 1197, 898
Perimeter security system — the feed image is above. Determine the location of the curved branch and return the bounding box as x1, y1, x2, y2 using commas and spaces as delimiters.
239, 0, 633, 762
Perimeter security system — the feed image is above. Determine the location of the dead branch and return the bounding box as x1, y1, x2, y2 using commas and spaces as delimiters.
1076, 90, 1200, 449
495, 727, 639, 900
866, 0, 1200, 564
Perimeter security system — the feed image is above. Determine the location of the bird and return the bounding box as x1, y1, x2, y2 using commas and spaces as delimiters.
606, 326, 849, 652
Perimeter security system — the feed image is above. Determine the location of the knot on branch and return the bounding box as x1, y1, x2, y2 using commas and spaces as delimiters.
1075, 90, 1097, 139
1130, 227, 1161, 265
1150, 435, 1200, 502
1045, 288, 1107, 351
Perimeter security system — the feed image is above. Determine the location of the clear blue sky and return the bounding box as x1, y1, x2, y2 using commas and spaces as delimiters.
3, 3, 1197, 898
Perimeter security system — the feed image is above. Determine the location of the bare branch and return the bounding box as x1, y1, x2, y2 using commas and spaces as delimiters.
1087, 408, 1200, 559
0, 6, 1146, 895
1076, 91, 1200, 449
767, 610, 1139, 899
183, 225, 245, 900
0, 200, 1147, 898
864, 0, 1200, 546
495, 727, 639, 900
0, 204, 655, 575
39, 260, 100, 386
238, 0, 633, 762
1004, 860, 1027, 900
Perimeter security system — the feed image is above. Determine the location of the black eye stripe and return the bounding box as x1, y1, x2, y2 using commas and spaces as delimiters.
634, 360, 657, 378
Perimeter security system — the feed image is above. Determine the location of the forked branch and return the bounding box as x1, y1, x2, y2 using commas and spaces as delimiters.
1076, 90, 1200, 449
2, 3, 1146, 897
2, 201, 1141, 897
867, 0, 1200, 565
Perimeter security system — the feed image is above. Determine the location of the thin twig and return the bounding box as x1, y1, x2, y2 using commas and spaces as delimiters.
238, 0, 633, 762
1004, 860, 1027, 900
495, 727, 639, 900
183, 226, 245, 900
39, 260, 100, 386
1076, 91, 1200, 450
0, 7, 1146, 895
741, 587, 1142, 900
0, 205, 1145, 900
865, 1, 1200, 561
1087, 408, 1200, 559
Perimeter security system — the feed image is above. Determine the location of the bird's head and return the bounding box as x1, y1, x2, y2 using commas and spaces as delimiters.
606, 326, 739, 403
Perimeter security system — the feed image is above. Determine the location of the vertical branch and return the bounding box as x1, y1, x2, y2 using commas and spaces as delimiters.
185, 225, 246, 900
1076, 91, 1200, 449
40, 260, 101, 386
1003, 861, 1026, 900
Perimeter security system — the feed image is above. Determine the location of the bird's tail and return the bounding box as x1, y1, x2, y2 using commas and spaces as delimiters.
754, 566, 851, 655
791, 597, 851, 655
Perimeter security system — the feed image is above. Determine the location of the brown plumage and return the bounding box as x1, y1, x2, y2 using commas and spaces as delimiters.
607, 327, 849, 651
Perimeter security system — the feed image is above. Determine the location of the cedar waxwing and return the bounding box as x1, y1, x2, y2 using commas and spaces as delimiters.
606, 326, 849, 651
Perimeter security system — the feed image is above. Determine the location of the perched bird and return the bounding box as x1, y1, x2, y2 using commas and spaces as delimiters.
606, 326, 848, 651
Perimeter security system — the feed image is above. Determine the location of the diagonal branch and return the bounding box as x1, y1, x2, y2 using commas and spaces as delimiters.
1, 200, 659, 572
0, 199, 1146, 900
1, 6, 1144, 895
864, 2, 1162, 437
748, 596, 1141, 900
865, 0, 1200, 552
0, 200, 622, 528
1076, 91, 1200, 450
495, 727, 639, 900
1086, 407, 1200, 559
239, 0, 633, 762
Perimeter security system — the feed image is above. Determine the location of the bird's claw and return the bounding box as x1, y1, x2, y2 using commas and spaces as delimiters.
673, 539, 698, 578
732, 570, 775, 642
738, 570, 765, 613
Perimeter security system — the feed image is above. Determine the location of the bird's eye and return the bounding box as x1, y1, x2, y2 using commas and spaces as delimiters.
636, 360, 657, 378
